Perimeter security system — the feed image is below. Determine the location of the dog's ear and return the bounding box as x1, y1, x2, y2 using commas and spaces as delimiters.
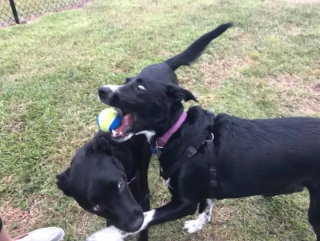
56, 167, 72, 196
166, 85, 198, 102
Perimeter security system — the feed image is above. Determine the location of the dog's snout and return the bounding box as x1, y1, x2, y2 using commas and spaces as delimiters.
98, 87, 112, 100
125, 211, 144, 232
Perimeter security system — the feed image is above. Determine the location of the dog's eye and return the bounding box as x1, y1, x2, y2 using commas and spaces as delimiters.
118, 180, 124, 191
137, 85, 146, 91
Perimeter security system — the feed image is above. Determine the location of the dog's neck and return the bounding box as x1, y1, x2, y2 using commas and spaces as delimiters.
157, 106, 215, 179
152, 104, 184, 143
157, 111, 186, 147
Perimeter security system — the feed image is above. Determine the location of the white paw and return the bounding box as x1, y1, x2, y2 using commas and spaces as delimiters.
183, 219, 204, 234
85, 226, 124, 241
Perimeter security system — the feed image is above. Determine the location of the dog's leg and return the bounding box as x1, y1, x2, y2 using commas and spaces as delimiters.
137, 193, 150, 241
85, 198, 197, 241
308, 181, 320, 241
183, 199, 214, 233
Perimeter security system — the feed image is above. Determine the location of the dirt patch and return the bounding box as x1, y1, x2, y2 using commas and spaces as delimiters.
204, 205, 235, 241
65, 209, 96, 238
198, 56, 256, 89
190, 230, 228, 241
267, 72, 320, 115
2, 101, 33, 133
313, 84, 320, 93
287, 24, 303, 36
0, 195, 101, 239
267, 73, 301, 89
2, 120, 23, 133
0, 175, 17, 185
214, 206, 233, 223
0, 197, 45, 237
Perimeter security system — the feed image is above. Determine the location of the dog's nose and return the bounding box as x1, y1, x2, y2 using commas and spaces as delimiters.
125, 212, 144, 232
98, 87, 112, 100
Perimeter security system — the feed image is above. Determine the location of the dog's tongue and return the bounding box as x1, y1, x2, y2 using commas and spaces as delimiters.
113, 114, 133, 136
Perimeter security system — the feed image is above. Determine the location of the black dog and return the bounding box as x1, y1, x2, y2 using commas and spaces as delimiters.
56, 131, 152, 240
97, 23, 233, 144
89, 23, 320, 241
56, 20, 194, 237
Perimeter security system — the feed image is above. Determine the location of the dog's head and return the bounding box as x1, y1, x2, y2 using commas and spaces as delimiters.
98, 23, 232, 142
98, 78, 197, 142
56, 131, 146, 232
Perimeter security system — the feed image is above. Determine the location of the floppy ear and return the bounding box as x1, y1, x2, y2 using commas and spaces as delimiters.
56, 167, 72, 196
166, 85, 198, 102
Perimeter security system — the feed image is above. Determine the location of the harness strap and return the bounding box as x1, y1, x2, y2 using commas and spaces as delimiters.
209, 166, 217, 198
160, 134, 213, 180
158, 110, 218, 197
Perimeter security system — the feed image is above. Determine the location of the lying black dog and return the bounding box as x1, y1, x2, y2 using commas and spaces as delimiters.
88, 23, 320, 241
56, 131, 152, 240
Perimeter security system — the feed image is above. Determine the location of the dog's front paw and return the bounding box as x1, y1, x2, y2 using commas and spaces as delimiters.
85, 226, 124, 241
183, 219, 204, 234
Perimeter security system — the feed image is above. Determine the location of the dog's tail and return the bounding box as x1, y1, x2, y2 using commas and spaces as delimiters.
165, 23, 233, 71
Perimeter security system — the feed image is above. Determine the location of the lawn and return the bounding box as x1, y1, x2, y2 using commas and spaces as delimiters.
0, 0, 90, 26
0, 0, 320, 240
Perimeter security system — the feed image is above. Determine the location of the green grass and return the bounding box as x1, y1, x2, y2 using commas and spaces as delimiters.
1, 0, 320, 240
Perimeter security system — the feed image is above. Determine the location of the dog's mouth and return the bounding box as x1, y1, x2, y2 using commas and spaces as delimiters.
112, 113, 134, 139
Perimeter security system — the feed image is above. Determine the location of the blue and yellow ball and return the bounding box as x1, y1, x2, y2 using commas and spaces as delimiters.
96, 108, 121, 132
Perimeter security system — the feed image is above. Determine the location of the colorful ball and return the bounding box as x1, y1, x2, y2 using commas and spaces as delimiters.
96, 108, 121, 132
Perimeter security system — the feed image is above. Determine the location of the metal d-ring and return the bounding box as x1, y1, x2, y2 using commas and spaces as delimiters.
155, 138, 164, 150
207, 133, 214, 141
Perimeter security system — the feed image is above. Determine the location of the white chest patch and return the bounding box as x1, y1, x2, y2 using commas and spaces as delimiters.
136, 130, 155, 143
165, 178, 174, 190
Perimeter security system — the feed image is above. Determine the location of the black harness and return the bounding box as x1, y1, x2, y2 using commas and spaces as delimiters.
150, 111, 218, 198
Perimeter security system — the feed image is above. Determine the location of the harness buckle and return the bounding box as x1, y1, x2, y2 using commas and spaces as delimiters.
184, 146, 197, 158
210, 179, 218, 187
210, 168, 217, 187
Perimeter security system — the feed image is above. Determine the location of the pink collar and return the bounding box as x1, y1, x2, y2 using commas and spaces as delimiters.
156, 112, 187, 148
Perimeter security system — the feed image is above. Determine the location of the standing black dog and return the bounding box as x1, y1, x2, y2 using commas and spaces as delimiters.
56, 131, 152, 241
88, 23, 320, 241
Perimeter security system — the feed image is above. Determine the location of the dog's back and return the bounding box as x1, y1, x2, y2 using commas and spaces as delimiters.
214, 114, 320, 198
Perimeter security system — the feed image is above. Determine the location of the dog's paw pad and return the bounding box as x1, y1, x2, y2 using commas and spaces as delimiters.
183, 219, 203, 233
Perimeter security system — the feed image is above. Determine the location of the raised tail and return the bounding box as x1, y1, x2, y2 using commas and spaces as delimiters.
165, 22, 233, 71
